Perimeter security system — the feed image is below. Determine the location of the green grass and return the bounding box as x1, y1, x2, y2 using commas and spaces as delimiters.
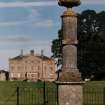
0, 81, 57, 105
83, 81, 105, 105
1, 80, 105, 105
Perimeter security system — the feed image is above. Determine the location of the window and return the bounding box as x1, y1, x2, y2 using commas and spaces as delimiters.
11, 66, 14, 70
18, 73, 20, 78
50, 67, 53, 70
44, 66, 46, 70
18, 66, 20, 70
38, 66, 40, 70
11, 73, 13, 78
38, 60, 40, 63
31, 61, 34, 63
25, 66, 27, 70
31, 66, 34, 70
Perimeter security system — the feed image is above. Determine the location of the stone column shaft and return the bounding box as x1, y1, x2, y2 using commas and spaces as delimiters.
62, 10, 77, 71
59, 10, 81, 82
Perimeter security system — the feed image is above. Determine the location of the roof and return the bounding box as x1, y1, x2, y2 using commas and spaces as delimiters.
10, 55, 28, 60
36, 55, 52, 61
10, 54, 53, 61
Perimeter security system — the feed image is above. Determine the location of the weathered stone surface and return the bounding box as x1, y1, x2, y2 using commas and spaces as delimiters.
58, 71, 81, 82
57, 1, 84, 105
60, 9, 82, 81
58, 82, 83, 105
62, 13, 77, 44
0, 70, 8, 81
62, 45, 77, 71
9, 50, 57, 82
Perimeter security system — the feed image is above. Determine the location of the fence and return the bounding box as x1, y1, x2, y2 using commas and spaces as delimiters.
17, 82, 58, 105
83, 87, 105, 105
0, 81, 58, 105
1, 81, 105, 105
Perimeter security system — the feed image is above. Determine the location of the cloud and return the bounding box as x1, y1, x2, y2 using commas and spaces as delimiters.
0, 43, 52, 70
0, 0, 104, 9
0, 38, 52, 69
0, 35, 51, 49
0, 19, 54, 28
0, 1, 57, 8
0, 36, 52, 51
28, 8, 40, 19
0, 21, 27, 26
82, 0, 105, 5
0, 9, 40, 27
0, 36, 32, 43
35, 20, 54, 28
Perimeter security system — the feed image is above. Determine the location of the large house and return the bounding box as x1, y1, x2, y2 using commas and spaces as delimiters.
9, 50, 57, 82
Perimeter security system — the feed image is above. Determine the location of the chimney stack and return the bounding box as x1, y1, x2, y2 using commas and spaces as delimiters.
41, 49, 44, 57
30, 50, 34, 56
20, 49, 23, 56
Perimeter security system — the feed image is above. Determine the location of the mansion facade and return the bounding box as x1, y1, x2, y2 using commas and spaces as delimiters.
9, 50, 57, 82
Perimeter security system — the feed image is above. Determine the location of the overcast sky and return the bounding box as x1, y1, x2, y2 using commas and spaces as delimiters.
0, 0, 105, 70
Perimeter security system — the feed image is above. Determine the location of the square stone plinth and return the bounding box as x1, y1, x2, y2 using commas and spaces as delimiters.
56, 82, 84, 105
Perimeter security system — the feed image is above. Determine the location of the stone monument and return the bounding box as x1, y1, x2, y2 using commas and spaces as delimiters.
58, 0, 81, 82
56, 0, 84, 105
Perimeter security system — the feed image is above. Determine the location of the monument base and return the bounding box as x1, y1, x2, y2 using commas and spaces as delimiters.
58, 70, 82, 82
56, 82, 85, 105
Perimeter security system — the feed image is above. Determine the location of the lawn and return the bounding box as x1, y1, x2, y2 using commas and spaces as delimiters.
0, 80, 105, 105
83, 81, 105, 105
0, 81, 57, 105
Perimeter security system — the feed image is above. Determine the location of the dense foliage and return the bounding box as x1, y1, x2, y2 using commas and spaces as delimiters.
51, 10, 105, 80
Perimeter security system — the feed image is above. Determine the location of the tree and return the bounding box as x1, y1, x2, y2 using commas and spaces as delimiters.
78, 10, 105, 80
77, 10, 98, 79
51, 30, 62, 66
51, 10, 105, 80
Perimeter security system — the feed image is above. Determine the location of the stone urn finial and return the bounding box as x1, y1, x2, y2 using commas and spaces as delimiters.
58, 0, 81, 8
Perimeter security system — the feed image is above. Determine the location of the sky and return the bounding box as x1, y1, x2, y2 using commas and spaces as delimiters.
0, 0, 105, 70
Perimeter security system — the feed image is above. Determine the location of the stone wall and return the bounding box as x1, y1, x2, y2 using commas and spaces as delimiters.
9, 51, 57, 82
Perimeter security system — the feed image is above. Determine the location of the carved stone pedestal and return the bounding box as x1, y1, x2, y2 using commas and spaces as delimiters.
58, 70, 81, 82
56, 82, 84, 105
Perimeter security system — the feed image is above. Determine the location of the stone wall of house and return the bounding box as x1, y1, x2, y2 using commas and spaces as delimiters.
0, 73, 6, 80
0, 71, 8, 81
9, 51, 57, 82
